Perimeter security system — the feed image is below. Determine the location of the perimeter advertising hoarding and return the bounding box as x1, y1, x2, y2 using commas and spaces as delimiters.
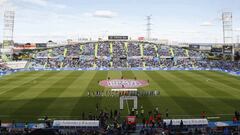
108, 36, 128, 40
223, 45, 233, 54
164, 119, 208, 126
53, 120, 99, 127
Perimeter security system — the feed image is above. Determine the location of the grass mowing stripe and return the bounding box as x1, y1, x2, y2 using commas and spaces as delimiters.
104, 71, 124, 115
143, 71, 187, 115
0, 71, 39, 88
0, 72, 53, 102
122, 70, 155, 114
187, 71, 240, 98
170, 71, 234, 114
98, 71, 119, 115
70, 71, 108, 117
11, 71, 78, 118
0, 71, 36, 86
176, 71, 240, 110
211, 71, 240, 80
0, 72, 60, 116
45, 71, 85, 117
145, 71, 196, 116
154, 71, 214, 115
165, 71, 229, 114
66, 72, 98, 117
191, 71, 240, 91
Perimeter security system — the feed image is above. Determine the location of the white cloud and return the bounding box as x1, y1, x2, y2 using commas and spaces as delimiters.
84, 10, 117, 18
200, 21, 215, 27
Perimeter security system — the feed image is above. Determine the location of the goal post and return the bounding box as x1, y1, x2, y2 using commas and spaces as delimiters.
119, 96, 138, 110
112, 89, 138, 110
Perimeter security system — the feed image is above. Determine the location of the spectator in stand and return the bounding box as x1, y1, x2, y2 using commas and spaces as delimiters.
30, 41, 240, 72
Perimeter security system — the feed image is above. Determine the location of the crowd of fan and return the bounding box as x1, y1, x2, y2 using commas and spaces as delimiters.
158, 46, 172, 57
196, 60, 240, 71
173, 48, 188, 57
18, 41, 239, 72
127, 42, 141, 56
1, 107, 239, 135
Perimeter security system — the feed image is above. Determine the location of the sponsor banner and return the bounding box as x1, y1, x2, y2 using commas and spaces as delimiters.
163, 119, 208, 126
1, 123, 13, 128
28, 123, 46, 129
53, 120, 99, 127
6, 61, 28, 69
99, 79, 149, 88
208, 121, 240, 128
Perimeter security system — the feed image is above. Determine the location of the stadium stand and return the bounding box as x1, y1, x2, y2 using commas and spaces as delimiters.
27, 41, 240, 72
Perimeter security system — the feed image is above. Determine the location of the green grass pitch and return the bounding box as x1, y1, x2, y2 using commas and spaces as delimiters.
0, 70, 239, 122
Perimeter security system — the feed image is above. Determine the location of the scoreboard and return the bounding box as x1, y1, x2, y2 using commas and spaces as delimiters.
189, 44, 200, 50
108, 36, 128, 40
223, 45, 233, 54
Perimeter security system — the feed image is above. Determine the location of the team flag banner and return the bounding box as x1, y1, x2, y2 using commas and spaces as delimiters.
53, 120, 99, 127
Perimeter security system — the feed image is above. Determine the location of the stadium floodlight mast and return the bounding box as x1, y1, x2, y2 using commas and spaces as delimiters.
222, 12, 235, 61
3, 10, 15, 49
146, 15, 152, 41
222, 12, 233, 44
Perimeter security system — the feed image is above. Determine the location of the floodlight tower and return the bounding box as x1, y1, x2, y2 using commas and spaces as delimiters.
222, 12, 235, 61
3, 10, 15, 49
146, 15, 152, 41
222, 12, 233, 44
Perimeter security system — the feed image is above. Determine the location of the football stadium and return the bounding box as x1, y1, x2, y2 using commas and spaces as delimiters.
0, 0, 240, 135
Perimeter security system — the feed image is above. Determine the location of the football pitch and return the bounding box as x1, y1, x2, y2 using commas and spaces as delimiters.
0, 70, 239, 122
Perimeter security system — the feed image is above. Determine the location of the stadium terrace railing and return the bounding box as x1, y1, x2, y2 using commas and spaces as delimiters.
0, 67, 240, 77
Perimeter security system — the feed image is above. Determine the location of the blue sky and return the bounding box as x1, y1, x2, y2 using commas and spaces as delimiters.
0, 0, 240, 43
